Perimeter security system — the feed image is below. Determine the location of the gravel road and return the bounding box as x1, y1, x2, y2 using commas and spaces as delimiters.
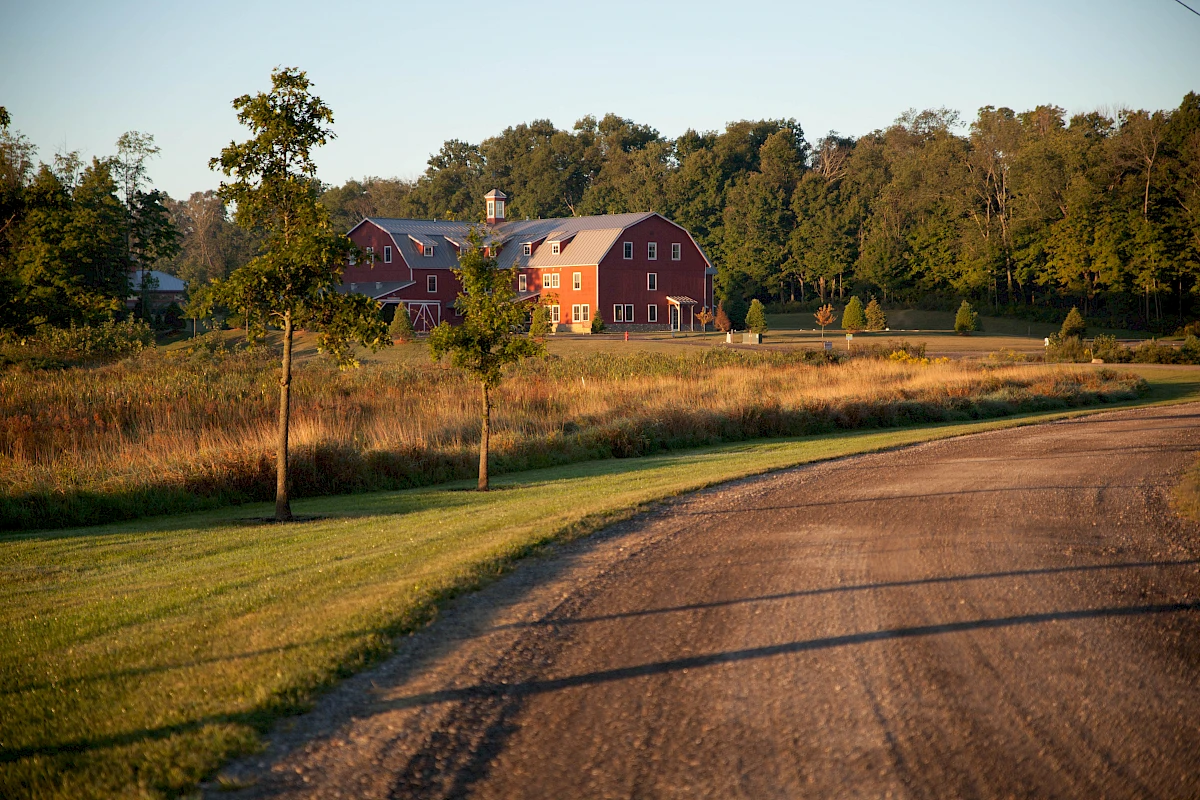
212, 404, 1200, 799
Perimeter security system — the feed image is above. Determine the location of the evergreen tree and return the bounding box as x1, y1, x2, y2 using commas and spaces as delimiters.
590, 313, 606, 334
745, 298, 768, 333
865, 296, 887, 330
955, 300, 980, 334
529, 302, 551, 338
389, 302, 414, 341
841, 296, 866, 330
1060, 306, 1086, 338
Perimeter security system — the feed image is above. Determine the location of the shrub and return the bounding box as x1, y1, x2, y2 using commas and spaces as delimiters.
954, 300, 979, 334
865, 297, 887, 331
389, 303, 415, 341
745, 299, 768, 333
529, 303, 551, 338
1060, 306, 1086, 338
841, 296, 866, 331
1091, 334, 1127, 363
715, 301, 732, 333
591, 314, 606, 334
1045, 334, 1088, 362
4, 319, 156, 367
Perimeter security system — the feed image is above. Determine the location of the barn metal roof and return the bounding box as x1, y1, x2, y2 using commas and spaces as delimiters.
665, 295, 698, 305
129, 270, 187, 293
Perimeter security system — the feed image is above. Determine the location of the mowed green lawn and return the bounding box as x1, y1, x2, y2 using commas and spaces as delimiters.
3, 366, 1198, 799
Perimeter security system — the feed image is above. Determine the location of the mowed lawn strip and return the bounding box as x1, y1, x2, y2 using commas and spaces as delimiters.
2, 365, 1198, 799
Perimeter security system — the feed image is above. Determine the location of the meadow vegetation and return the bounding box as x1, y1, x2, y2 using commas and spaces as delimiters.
1, 338, 1146, 530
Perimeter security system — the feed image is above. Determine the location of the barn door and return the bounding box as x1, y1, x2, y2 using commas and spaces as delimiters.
411, 302, 439, 333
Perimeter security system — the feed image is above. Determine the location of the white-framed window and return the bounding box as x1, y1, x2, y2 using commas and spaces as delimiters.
647, 272, 657, 291
572, 304, 581, 323
427, 275, 437, 293
523, 243, 532, 256
424, 244, 434, 258
671, 242, 682, 260
518, 274, 527, 292
496, 200, 505, 218
551, 304, 560, 323
454, 302, 463, 317
624, 303, 634, 322
572, 304, 591, 323
383, 245, 392, 263
613, 304, 624, 323
487, 199, 495, 218
582, 304, 590, 322
647, 242, 657, 260
623, 241, 633, 259
573, 271, 582, 291
366, 246, 375, 264
551, 242, 560, 255
348, 250, 356, 266
544, 272, 559, 289
648, 304, 658, 323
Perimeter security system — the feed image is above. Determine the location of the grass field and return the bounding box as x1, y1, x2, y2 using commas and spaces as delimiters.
2, 365, 1197, 799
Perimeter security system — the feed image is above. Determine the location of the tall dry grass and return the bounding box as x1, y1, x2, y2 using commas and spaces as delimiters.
0, 338, 1144, 530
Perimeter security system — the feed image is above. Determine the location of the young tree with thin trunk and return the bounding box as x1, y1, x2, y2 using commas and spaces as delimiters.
429, 228, 544, 491
815, 303, 834, 338
210, 67, 388, 521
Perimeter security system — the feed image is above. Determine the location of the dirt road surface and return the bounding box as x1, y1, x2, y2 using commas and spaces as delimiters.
213, 404, 1200, 799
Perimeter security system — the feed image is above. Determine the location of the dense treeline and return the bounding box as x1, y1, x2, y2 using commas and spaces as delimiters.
4, 95, 1199, 337
321, 97, 1200, 330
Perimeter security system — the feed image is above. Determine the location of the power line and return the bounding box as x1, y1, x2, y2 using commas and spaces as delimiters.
1171, 0, 1200, 18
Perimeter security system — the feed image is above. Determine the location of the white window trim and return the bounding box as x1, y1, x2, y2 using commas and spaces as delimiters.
647, 242, 657, 260
348, 250, 357, 266
648, 304, 658, 323
424, 245, 434, 258
647, 272, 657, 291
671, 242, 681, 261
383, 245, 392, 264
523, 243, 532, 256
573, 271, 582, 291
518, 274, 527, 291
487, 199, 495, 218
427, 275, 437, 293
495, 200, 504, 218
623, 241, 633, 260
613, 304, 623, 323
582, 304, 590, 322
366, 246, 375, 264
551, 304, 560, 323
625, 303, 634, 322
572, 304, 581, 323
551, 242, 560, 255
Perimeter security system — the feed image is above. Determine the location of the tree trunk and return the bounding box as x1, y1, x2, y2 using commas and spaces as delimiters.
275, 311, 294, 522
478, 381, 491, 491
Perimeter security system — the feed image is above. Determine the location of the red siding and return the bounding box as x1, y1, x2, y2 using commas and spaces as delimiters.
343, 221, 412, 284
597, 216, 709, 328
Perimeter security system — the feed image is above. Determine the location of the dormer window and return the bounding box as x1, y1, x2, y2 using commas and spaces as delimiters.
424, 244, 434, 258
551, 242, 560, 255
523, 243, 532, 256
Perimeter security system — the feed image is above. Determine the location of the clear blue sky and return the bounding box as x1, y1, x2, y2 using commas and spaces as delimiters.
3, 0, 1198, 200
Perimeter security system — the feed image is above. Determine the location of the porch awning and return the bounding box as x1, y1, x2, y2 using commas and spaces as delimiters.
665, 295, 698, 305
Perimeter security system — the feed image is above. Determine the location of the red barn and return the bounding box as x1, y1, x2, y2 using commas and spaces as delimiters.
339, 190, 715, 333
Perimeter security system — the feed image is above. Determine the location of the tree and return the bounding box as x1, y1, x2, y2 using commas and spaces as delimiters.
745, 298, 768, 333
696, 307, 714, 333
715, 300, 732, 332
390, 302, 414, 342
865, 297, 887, 331
210, 67, 389, 522
529, 302, 551, 338
841, 296, 866, 330
591, 313, 606, 334
955, 300, 980, 334
1060, 306, 1086, 338
429, 228, 544, 490
815, 303, 835, 338
114, 132, 178, 316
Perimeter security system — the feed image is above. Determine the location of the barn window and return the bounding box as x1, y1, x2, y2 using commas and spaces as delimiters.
573, 272, 582, 291
427, 275, 437, 293
551, 242, 560, 255
348, 250, 356, 266
647, 242, 657, 260
424, 244, 434, 258
572, 304, 581, 323
613, 304, 624, 323
648, 304, 658, 323
647, 273, 657, 291
582, 304, 590, 322
487, 199, 495, 218
383, 246, 392, 264
623, 241, 633, 259
625, 304, 634, 322
671, 243, 681, 260
551, 305, 560, 323
519, 274, 527, 292
366, 246, 375, 264
523, 243, 532, 256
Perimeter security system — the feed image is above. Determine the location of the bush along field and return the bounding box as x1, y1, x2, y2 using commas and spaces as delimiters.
1, 335, 1147, 531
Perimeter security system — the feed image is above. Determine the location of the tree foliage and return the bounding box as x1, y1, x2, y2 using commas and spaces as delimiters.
745, 299, 768, 333
865, 297, 887, 331
842, 296, 866, 330
955, 300, 980, 334
430, 228, 544, 490
1060, 306, 1086, 338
